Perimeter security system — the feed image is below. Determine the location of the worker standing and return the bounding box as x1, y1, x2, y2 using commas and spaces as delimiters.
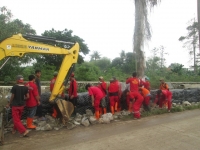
25, 75, 40, 129
97, 76, 107, 114
67, 73, 78, 108
129, 91, 144, 119
108, 79, 120, 114
50, 72, 58, 92
139, 87, 151, 111
126, 72, 140, 92
35, 69, 45, 121
6, 75, 30, 137
113, 77, 122, 111
50, 72, 59, 118
126, 72, 140, 112
85, 84, 104, 120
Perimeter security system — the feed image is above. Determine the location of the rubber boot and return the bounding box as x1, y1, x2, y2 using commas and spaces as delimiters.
52, 107, 57, 118
110, 106, 114, 115
95, 111, 100, 120
27, 117, 36, 129
103, 108, 107, 114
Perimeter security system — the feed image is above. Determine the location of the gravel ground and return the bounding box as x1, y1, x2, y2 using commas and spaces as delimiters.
1, 109, 200, 150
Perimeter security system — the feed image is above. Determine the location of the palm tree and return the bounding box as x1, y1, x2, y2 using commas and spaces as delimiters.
120, 50, 126, 63
90, 51, 101, 61
133, 0, 160, 77
197, 0, 200, 52
179, 20, 199, 72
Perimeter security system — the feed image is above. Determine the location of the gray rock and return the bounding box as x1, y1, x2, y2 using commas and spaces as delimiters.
81, 117, 90, 127
183, 101, 191, 106
54, 127, 59, 130
41, 124, 52, 131
89, 116, 97, 124
86, 109, 93, 116
102, 116, 110, 124
75, 113, 82, 122
66, 122, 76, 130
37, 121, 47, 127
172, 103, 176, 107
45, 115, 55, 123
121, 110, 130, 116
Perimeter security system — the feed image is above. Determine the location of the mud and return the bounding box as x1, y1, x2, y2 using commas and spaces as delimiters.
1, 109, 200, 150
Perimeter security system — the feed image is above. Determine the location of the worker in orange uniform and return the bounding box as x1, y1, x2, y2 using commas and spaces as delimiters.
50, 72, 59, 118
139, 87, 151, 111
97, 76, 107, 114
159, 78, 169, 90
126, 72, 140, 92
159, 78, 169, 108
154, 90, 172, 112
67, 73, 78, 108
129, 91, 144, 119
108, 78, 120, 114
25, 75, 40, 129
85, 84, 104, 120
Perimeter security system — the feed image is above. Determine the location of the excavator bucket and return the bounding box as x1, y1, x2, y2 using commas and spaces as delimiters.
56, 99, 74, 124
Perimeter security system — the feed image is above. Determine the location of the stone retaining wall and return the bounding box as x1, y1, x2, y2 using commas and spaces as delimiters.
1, 82, 200, 112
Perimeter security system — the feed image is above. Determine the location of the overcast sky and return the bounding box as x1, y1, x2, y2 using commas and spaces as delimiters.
1, 0, 197, 68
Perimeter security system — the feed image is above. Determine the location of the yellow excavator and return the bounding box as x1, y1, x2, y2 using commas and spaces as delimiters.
0, 33, 80, 123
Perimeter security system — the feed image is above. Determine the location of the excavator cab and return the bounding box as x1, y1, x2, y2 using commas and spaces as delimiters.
0, 33, 80, 124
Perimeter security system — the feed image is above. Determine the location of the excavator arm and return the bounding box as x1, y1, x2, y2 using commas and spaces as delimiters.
0, 34, 80, 123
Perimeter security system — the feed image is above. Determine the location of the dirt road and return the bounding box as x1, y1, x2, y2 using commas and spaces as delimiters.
1, 109, 200, 150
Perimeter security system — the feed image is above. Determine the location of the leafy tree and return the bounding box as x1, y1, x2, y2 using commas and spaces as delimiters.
0, 6, 36, 82
111, 57, 122, 68
0, 6, 36, 41
32, 29, 90, 70
179, 20, 199, 72
91, 57, 111, 72
133, 0, 161, 77
122, 52, 136, 74
168, 63, 184, 75
75, 62, 101, 81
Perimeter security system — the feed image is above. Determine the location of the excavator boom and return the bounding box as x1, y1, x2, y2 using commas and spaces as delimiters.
0, 34, 80, 123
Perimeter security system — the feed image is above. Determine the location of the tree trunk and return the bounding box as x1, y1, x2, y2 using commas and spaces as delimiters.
198, 0, 200, 53
133, 0, 146, 78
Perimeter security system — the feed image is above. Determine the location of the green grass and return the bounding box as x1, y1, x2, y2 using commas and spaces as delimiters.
120, 103, 200, 120
141, 103, 200, 118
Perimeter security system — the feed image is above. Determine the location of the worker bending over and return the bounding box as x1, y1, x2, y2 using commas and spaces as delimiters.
139, 87, 151, 111
97, 76, 107, 114
85, 84, 105, 120
154, 90, 172, 113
